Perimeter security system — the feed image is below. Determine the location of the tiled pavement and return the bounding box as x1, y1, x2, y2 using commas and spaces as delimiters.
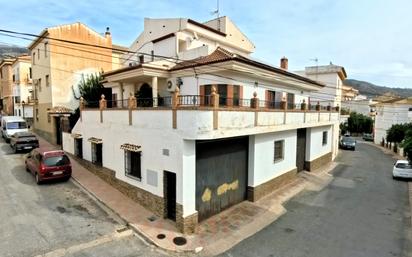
36, 135, 337, 255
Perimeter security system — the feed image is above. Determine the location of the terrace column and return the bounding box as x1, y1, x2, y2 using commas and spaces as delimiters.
99, 94, 107, 123
119, 82, 124, 108
152, 76, 158, 107
79, 97, 85, 121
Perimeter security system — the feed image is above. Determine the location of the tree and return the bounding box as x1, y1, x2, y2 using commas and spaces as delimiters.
347, 112, 373, 135
69, 73, 104, 129
386, 124, 407, 144
401, 129, 412, 163
78, 73, 104, 107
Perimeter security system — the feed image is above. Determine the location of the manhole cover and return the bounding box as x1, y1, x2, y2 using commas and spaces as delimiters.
147, 216, 157, 222
173, 236, 187, 246
157, 234, 166, 239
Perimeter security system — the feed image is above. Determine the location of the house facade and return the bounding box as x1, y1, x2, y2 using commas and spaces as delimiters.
63, 17, 341, 234
28, 22, 120, 144
374, 98, 412, 145
0, 58, 15, 115
298, 64, 347, 108
11, 55, 34, 123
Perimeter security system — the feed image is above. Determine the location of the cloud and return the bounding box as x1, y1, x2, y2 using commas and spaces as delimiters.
0, 0, 411, 87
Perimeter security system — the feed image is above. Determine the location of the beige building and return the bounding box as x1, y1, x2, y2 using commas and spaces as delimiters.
342, 84, 359, 101
0, 58, 15, 115
11, 55, 34, 122
28, 22, 121, 144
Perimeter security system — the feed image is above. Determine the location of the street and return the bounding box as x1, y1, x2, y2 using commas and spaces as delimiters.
0, 137, 168, 257
220, 141, 412, 257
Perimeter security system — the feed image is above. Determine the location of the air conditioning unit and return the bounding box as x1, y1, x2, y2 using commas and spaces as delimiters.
167, 78, 183, 92
167, 79, 177, 92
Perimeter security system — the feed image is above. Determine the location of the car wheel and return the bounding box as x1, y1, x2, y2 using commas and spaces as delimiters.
35, 173, 41, 185
63, 176, 71, 182
13, 145, 17, 154
25, 165, 30, 172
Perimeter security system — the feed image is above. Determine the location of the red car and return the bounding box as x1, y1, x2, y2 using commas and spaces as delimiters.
25, 148, 72, 184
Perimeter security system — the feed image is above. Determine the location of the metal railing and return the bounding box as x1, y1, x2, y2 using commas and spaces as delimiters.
82, 95, 338, 112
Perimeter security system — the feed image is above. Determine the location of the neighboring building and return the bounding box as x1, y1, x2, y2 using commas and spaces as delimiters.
374, 98, 412, 144
63, 17, 341, 234
297, 63, 347, 107
341, 84, 359, 101
341, 99, 377, 117
0, 58, 15, 115
11, 55, 34, 124
28, 22, 120, 144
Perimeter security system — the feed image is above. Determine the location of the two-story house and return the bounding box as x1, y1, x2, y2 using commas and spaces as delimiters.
28, 22, 122, 144
11, 55, 34, 123
63, 17, 341, 234
374, 98, 412, 145
0, 58, 15, 115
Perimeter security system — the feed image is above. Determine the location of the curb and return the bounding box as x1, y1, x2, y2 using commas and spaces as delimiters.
70, 175, 201, 254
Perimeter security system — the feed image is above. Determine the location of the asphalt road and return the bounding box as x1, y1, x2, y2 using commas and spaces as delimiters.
0, 137, 168, 257
220, 141, 412, 257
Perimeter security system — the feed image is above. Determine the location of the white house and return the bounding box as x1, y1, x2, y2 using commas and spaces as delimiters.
63, 17, 341, 234
374, 98, 412, 145
11, 55, 34, 123
297, 64, 347, 108
341, 99, 377, 117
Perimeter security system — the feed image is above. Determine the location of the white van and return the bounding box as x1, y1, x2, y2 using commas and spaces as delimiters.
1, 116, 29, 142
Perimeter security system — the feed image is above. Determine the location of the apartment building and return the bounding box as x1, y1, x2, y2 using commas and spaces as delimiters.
11, 55, 34, 123
0, 58, 15, 115
28, 22, 120, 144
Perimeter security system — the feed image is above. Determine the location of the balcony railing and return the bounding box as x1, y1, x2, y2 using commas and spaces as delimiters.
82, 95, 338, 112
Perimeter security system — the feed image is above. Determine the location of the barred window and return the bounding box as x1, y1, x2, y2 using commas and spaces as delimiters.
274, 140, 284, 162
322, 131, 328, 146
125, 150, 141, 180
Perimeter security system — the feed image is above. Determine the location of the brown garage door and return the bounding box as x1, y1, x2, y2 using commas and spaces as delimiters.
196, 137, 248, 221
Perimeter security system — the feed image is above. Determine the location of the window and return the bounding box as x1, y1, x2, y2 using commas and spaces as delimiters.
45, 75, 50, 87
36, 108, 39, 121
38, 78, 41, 91
151, 50, 154, 61
322, 131, 328, 145
112, 93, 117, 108
12, 74, 15, 82
139, 55, 144, 64
33, 53, 35, 64
47, 108, 51, 123
29, 68, 32, 79
43, 155, 70, 167
15, 96, 21, 103
274, 140, 284, 162
37, 48, 40, 59
44, 42, 48, 57
124, 150, 142, 180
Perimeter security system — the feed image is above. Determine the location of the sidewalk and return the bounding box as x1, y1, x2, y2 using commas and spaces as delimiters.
36, 135, 337, 255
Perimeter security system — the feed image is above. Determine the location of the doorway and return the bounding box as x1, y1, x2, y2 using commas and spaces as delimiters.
164, 171, 176, 221
54, 117, 62, 145
296, 128, 307, 172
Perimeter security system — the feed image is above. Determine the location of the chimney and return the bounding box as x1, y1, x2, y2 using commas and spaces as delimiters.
280, 56, 288, 69
105, 27, 111, 37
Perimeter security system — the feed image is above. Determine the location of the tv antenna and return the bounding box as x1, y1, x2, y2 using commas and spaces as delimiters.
310, 57, 319, 80
211, 0, 221, 31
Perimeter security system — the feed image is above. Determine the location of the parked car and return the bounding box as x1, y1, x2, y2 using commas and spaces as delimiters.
1, 116, 29, 143
25, 149, 72, 184
9, 132, 39, 153
363, 133, 374, 141
392, 160, 412, 179
340, 137, 356, 150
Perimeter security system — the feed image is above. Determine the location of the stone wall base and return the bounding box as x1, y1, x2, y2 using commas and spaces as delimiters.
247, 168, 298, 202
176, 204, 198, 234
70, 155, 165, 218
305, 152, 332, 171
34, 128, 55, 145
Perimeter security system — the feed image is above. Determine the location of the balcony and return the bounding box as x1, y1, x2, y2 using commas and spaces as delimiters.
77, 94, 340, 139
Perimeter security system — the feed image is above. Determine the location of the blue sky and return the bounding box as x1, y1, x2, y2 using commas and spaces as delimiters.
0, 0, 411, 88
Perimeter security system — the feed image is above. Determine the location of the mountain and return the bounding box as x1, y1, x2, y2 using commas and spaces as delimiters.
344, 79, 412, 98
0, 44, 28, 60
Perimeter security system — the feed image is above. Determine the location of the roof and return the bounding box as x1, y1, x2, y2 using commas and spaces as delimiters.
171, 47, 325, 87
47, 106, 74, 114
28, 22, 110, 50
0, 58, 15, 68
187, 19, 226, 37
305, 64, 347, 80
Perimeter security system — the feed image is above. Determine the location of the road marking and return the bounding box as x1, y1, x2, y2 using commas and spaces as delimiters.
33, 229, 133, 257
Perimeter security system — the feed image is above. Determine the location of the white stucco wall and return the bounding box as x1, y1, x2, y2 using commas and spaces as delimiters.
306, 125, 332, 161
374, 104, 412, 144
248, 130, 297, 187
